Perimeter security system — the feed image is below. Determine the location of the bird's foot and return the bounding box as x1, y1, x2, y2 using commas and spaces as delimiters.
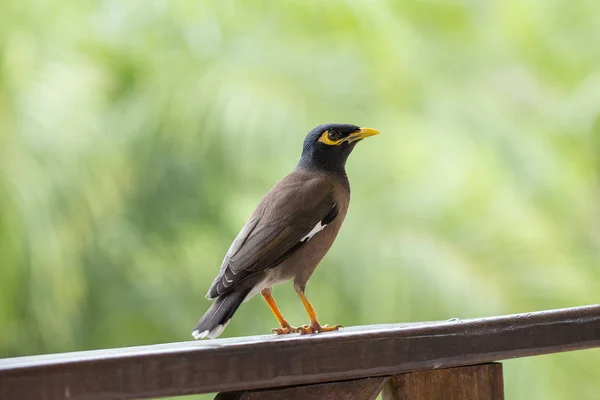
298, 323, 343, 335
272, 321, 298, 335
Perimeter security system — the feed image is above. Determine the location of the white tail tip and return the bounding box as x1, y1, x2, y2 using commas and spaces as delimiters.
191, 322, 228, 340
192, 329, 209, 339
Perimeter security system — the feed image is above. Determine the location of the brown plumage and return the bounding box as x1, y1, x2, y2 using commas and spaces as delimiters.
193, 123, 380, 339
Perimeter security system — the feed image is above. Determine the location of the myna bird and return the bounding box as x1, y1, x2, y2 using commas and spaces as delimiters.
192, 123, 380, 339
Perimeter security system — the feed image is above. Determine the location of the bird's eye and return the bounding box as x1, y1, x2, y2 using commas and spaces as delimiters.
318, 129, 346, 146
328, 131, 341, 141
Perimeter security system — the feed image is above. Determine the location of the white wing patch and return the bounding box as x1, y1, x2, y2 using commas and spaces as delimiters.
301, 221, 327, 242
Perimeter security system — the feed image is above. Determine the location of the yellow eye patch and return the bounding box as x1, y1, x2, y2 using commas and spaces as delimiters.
318, 131, 346, 146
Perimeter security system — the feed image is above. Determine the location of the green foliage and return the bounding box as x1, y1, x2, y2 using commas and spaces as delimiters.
1, 1, 599, 399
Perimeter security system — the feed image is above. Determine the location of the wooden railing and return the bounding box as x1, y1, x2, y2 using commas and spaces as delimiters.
1, 305, 600, 399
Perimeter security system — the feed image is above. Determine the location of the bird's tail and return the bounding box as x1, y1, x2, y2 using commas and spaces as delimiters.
192, 289, 250, 339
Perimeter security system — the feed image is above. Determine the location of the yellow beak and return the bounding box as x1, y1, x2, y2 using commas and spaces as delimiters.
347, 127, 381, 143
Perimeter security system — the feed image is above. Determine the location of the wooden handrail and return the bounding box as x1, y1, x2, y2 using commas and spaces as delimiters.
1, 304, 599, 400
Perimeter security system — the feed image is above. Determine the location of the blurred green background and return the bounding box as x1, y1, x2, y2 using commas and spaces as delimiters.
1, 0, 600, 399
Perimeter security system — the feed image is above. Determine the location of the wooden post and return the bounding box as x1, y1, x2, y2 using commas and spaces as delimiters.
382, 363, 504, 400
215, 377, 388, 400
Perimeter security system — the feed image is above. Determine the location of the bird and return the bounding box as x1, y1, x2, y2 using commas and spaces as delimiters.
192, 123, 380, 339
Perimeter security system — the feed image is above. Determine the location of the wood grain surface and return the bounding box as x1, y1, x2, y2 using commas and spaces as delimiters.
215, 377, 387, 400
383, 363, 504, 400
1, 304, 599, 399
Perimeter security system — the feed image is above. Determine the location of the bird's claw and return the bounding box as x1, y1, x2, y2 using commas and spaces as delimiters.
272, 322, 298, 335
298, 323, 343, 335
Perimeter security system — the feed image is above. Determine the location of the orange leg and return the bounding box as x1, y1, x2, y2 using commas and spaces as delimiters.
295, 285, 342, 335
261, 288, 297, 335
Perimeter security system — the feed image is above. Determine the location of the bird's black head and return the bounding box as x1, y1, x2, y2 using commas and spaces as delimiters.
297, 123, 380, 173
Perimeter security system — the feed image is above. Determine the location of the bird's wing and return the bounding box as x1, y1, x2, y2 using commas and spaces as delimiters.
207, 172, 338, 299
